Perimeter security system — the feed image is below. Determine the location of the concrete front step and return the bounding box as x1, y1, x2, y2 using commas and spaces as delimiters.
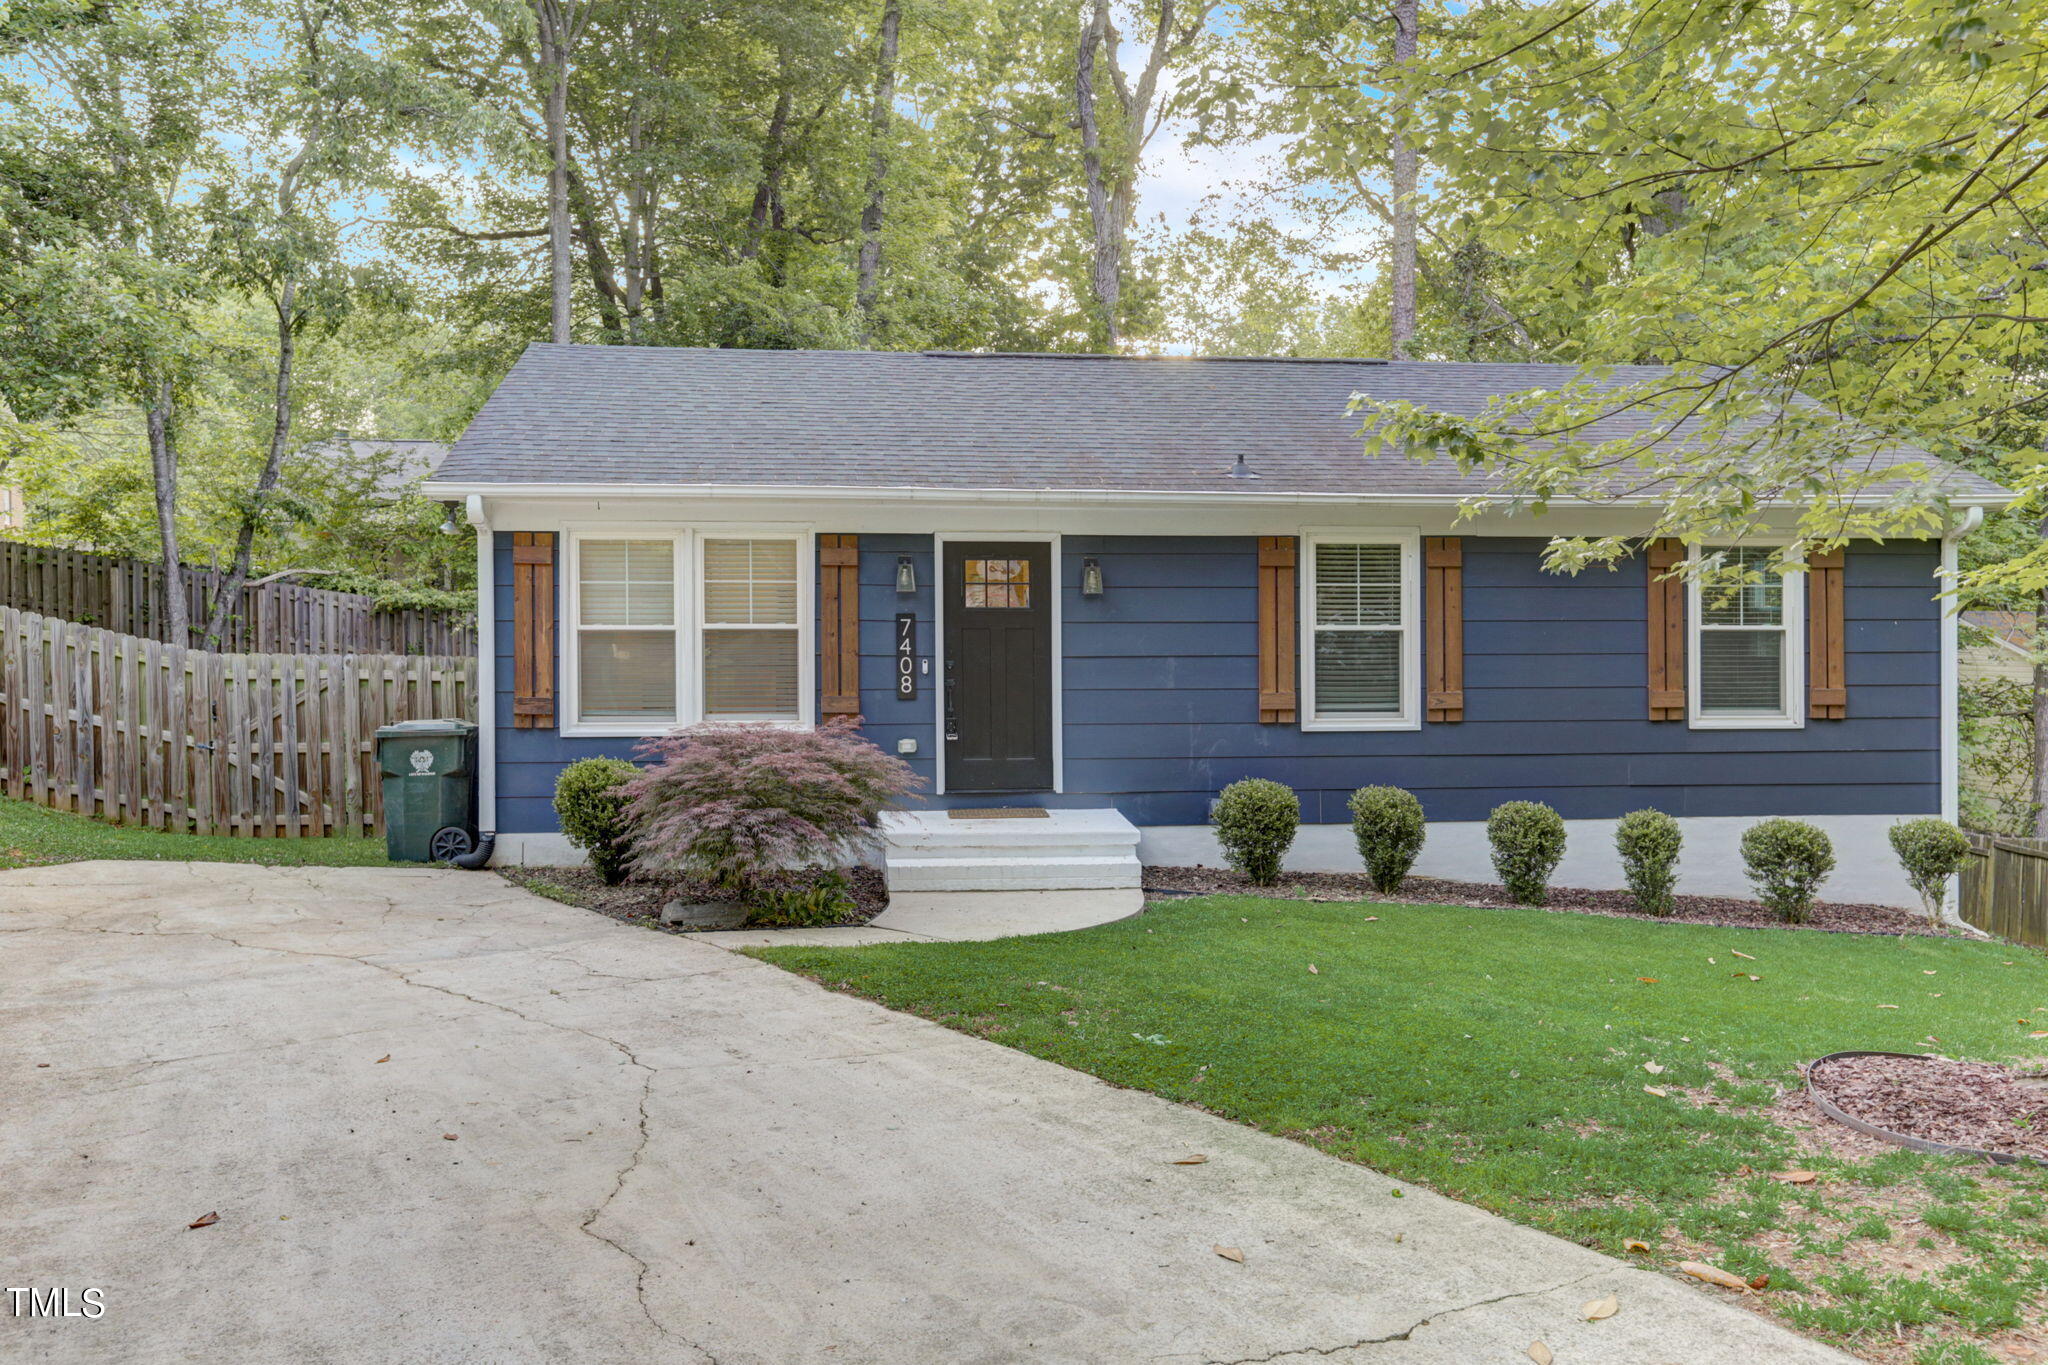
879, 808, 1142, 892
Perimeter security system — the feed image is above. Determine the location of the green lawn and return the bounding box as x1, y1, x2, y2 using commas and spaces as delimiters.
0, 795, 399, 870
756, 895, 2048, 1364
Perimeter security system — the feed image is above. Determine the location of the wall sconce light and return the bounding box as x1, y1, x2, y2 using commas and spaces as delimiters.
1081, 556, 1105, 598
895, 556, 917, 595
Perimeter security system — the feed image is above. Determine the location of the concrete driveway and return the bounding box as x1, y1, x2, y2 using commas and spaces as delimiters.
2, 862, 1848, 1364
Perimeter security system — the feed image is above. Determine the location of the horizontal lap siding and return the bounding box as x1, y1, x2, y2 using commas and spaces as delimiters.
1057, 535, 1940, 825
494, 531, 1944, 835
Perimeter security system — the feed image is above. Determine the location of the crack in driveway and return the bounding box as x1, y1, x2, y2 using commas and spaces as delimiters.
1201, 1271, 1608, 1364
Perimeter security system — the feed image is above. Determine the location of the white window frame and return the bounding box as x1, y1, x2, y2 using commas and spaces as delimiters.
1687, 544, 1805, 731
560, 524, 815, 738
1299, 529, 1421, 732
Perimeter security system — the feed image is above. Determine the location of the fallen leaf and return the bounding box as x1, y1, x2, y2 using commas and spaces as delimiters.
374, 1054, 391, 1064
188, 1211, 219, 1229
1307, 964, 1319, 975
1876, 1004, 1899, 1010
442, 1133, 459, 1141
1643, 1061, 1666, 1075
1731, 950, 1757, 960
1638, 977, 1659, 984
1748, 1275, 1770, 1290
1924, 970, 1937, 975
1528, 1343, 1554, 1365
1927, 1036, 1940, 1045
1212, 1245, 1244, 1263
1624, 1239, 1651, 1253
1643, 1085, 1669, 1097
2029, 1032, 2048, 1039
1171, 1154, 1209, 1165
1362, 916, 1379, 922
1582, 1292, 1619, 1320
1679, 1261, 1751, 1291
1768, 1170, 1818, 1184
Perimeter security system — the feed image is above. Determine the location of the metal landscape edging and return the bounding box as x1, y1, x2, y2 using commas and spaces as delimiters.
1806, 1050, 2048, 1169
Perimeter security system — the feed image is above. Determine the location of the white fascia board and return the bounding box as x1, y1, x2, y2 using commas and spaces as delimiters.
420, 478, 2015, 511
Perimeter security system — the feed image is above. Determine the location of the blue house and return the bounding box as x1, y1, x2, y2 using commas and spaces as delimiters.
423, 344, 2008, 906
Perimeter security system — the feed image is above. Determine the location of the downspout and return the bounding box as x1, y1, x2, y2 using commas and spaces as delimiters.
466, 493, 496, 854
1940, 505, 1983, 828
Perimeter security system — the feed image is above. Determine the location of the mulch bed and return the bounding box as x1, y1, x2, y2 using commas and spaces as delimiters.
497, 864, 889, 933
1809, 1053, 2048, 1161
1140, 865, 1957, 937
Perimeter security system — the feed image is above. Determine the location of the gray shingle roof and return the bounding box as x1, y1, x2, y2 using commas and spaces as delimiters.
431, 343, 2009, 501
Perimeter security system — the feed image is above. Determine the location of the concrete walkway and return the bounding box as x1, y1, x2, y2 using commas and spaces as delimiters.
1, 863, 1849, 1364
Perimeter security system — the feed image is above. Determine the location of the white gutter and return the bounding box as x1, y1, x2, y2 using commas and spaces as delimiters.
421, 479, 2019, 511
465, 493, 495, 838
1939, 504, 1984, 828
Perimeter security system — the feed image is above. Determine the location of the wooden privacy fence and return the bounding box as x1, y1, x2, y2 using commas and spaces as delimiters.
0, 606, 476, 837
0, 538, 474, 656
1961, 833, 2048, 947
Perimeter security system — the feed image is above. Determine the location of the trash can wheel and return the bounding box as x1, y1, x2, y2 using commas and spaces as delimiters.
429, 826, 475, 862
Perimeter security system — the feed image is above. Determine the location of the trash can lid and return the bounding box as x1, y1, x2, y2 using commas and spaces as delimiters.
375, 718, 477, 738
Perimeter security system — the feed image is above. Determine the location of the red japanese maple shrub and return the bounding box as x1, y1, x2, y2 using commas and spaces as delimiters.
623, 720, 922, 904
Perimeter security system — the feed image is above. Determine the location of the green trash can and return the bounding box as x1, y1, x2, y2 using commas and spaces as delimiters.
377, 719, 478, 863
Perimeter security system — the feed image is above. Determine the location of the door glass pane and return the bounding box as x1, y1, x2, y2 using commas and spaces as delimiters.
1315, 543, 1401, 626
578, 630, 676, 721
579, 540, 674, 626
703, 629, 800, 717
1699, 629, 1785, 713
704, 538, 798, 625
963, 558, 1030, 609
1314, 630, 1402, 714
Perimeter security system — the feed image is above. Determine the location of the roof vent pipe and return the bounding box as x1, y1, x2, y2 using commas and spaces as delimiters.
1227, 453, 1260, 480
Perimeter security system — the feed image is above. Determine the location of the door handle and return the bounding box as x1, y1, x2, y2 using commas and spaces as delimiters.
944, 656, 959, 741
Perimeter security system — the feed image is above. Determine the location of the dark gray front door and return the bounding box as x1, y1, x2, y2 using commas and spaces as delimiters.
943, 541, 1053, 793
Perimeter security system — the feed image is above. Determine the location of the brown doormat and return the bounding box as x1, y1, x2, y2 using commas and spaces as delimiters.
947, 807, 1050, 819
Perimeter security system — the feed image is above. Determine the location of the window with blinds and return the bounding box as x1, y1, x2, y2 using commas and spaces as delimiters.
1693, 547, 1801, 725
576, 539, 676, 723
701, 538, 801, 719
567, 531, 810, 733
1306, 538, 1415, 727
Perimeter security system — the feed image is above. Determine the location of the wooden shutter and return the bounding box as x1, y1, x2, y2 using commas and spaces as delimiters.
1424, 537, 1464, 722
819, 534, 862, 717
1807, 546, 1847, 719
511, 531, 556, 729
1257, 536, 1298, 724
1646, 538, 1685, 720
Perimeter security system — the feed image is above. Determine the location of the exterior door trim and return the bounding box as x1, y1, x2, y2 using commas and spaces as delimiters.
932, 531, 1062, 796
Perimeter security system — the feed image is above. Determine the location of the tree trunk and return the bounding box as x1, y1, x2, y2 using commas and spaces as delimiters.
537, 2, 574, 343
1074, 0, 1121, 347
144, 378, 189, 647
856, 0, 903, 331
2030, 585, 2048, 838
1388, 0, 1419, 360
202, 281, 298, 650
743, 73, 796, 263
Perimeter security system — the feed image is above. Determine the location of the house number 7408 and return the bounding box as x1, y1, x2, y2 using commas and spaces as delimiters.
895, 614, 918, 700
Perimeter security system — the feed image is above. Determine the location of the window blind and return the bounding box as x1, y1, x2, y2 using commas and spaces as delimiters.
701, 538, 800, 718
1313, 542, 1404, 715
577, 539, 676, 724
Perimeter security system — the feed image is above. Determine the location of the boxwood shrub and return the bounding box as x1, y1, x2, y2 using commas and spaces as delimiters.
1615, 809, 1682, 916
553, 757, 643, 885
1488, 801, 1566, 905
1348, 785, 1426, 893
1888, 817, 1972, 928
1740, 818, 1835, 923
1214, 778, 1299, 885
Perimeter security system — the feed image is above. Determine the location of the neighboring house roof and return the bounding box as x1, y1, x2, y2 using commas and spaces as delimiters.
1964, 609, 2036, 651
428, 343, 2012, 503
302, 437, 450, 500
